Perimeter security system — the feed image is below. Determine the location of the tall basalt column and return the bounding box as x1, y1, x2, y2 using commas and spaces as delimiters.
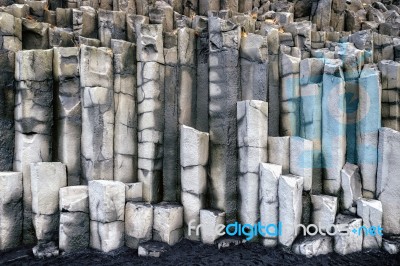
98, 10, 127, 48
357, 64, 381, 198
237, 100, 268, 225
240, 33, 268, 101
14, 49, 53, 244
322, 59, 346, 196
208, 16, 240, 223
112, 40, 137, 184
80, 45, 114, 182
53, 47, 82, 186
136, 24, 164, 203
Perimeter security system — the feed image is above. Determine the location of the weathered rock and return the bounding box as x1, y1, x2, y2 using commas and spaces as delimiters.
216, 236, 246, 249
59, 186, 89, 213
267, 136, 290, 174
127, 14, 148, 43
149, 1, 174, 32
199, 209, 225, 245
292, 235, 333, 258
59, 212, 90, 253
21, 20, 49, 49
199, 0, 219, 16
311, 195, 337, 232
125, 202, 153, 249
340, 163, 362, 214
153, 203, 183, 246
382, 237, 400, 254
357, 198, 383, 249
138, 241, 171, 257
32, 241, 59, 259
290, 136, 313, 192
98, 10, 126, 48
33, 213, 60, 242
90, 220, 124, 252
311, 0, 332, 30
334, 214, 363, 255
125, 183, 143, 202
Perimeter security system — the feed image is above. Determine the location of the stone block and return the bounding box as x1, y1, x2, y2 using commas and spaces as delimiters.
59, 186, 89, 213
292, 235, 333, 258
340, 163, 362, 214
138, 241, 171, 257
311, 195, 337, 232
59, 212, 90, 253
290, 136, 313, 192
90, 220, 124, 252
334, 214, 362, 255
125, 183, 143, 202
125, 202, 153, 249
199, 209, 225, 245
267, 136, 290, 174
153, 203, 183, 245
357, 198, 383, 249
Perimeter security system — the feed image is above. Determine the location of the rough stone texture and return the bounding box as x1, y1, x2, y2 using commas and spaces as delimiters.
21, 20, 49, 50
90, 220, 124, 252
208, 16, 240, 223
334, 214, 363, 255
153, 203, 183, 246
59, 186, 89, 213
357, 198, 383, 249
290, 136, 313, 192
125, 183, 143, 202
383, 237, 400, 254
377, 127, 400, 235
292, 235, 333, 258
112, 39, 137, 184
32, 241, 59, 259
311, 195, 338, 232
199, 209, 225, 245
278, 174, 303, 247
59, 212, 90, 253
340, 163, 362, 214
259, 163, 281, 247
138, 241, 171, 257
0, 172, 22, 250
267, 136, 290, 174
125, 202, 153, 249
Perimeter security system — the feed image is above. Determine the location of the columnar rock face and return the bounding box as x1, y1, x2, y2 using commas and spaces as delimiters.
153, 203, 183, 245
125, 202, 153, 249
98, 10, 126, 47
292, 235, 333, 258
136, 24, 164, 203
278, 174, 303, 247
180, 125, 208, 240
340, 163, 362, 214
311, 195, 338, 232
357, 64, 381, 198
14, 49, 53, 244
312, 0, 332, 30
377, 127, 400, 235
357, 198, 383, 249
88, 180, 125, 252
125, 182, 143, 202
0, 172, 22, 250
112, 39, 137, 184
290, 136, 313, 192
31, 162, 67, 243
259, 163, 281, 247
53, 47, 81, 186
80, 45, 114, 182
208, 16, 240, 223
199, 209, 225, 245
334, 214, 363, 255
59, 186, 89, 253
237, 100, 268, 225
267, 136, 290, 174
322, 59, 346, 195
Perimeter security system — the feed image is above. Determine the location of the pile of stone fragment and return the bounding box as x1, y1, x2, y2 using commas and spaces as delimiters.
1, 0, 400, 259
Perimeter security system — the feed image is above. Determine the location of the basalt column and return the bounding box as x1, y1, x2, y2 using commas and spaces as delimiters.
136, 24, 164, 203
14, 49, 53, 244
112, 39, 137, 183
80, 45, 114, 182
208, 16, 240, 223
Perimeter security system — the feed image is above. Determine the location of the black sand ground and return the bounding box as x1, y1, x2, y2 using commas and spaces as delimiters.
1, 239, 399, 266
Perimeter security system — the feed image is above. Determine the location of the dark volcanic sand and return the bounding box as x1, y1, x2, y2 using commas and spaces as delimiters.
1, 239, 399, 266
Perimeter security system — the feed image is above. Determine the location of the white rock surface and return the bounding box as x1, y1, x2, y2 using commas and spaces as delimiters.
290, 136, 313, 191
340, 163, 362, 214
199, 209, 225, 245
357, 198, 383, 249
125, 202, 153, 249
125, 183, 143, 202
311, 195, 338, 232
59, 186, 89, 213
153, 203, 183, 245
292, 235, 333, 258
90, 220, 124, 252
334, 214, 363, 255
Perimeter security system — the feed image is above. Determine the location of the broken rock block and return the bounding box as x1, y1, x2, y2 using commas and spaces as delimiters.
59, 186, 89, 213
334, 214, 362, 255
153, 203, 183, 246
138, 241, 171, 257
340, 163, 362, 214
125, 183, 143, 202
21, 19, 49, 50
357, 198, 383, 249
59, 212, 90, 253
311, 195, 337, 232
90, 220, 124, 252
199, 209, 225, 245
382, 237, 400, 254
125, 202, 153, 249
292, 235, 333, 258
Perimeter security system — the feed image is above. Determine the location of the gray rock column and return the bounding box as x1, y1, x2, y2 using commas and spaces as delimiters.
114, 0, 135, 12
199, 0, 219, 16
53, 47, 81, 186
311, 195, 337, 232
80, 45, 114, 182
98, 10, 126, 47
125, 202, 153, 249
290, 136, 313, 192
334, 214, 362, 255
311, 0, 332, 30
199, 209, 225, 245
14, 49, 53, 244
377, 127, 400, 235
237, 100, 268, 225
322, 59, 346, 195
149, 1, 174, 33
357, 198, 383, 249
153, 203, 183, 245
358, 64, 381, 198
340, 163, 362, 214
208, 16, 240, 223
267, 136, 290, 174
112, 40, 137, 183
0, 172, 22, 250
221, 0, 238, 12
136, 24, 164, 203
127, 15, 149, 43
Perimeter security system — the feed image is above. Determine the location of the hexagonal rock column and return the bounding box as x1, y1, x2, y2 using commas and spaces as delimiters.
149, 1, 174, 33
153, 203, 183, 246
98, 10, 126, 48
88, 180, 125, 252
111, 39, 137, 184
278, 174, 303, 247
377, 127, 400, 235
340, 163, 362, 214
283, 21, 311, 58
0, 12, 22, 172
267, 136, 290, 174
322, 59, 346, 196
280, 52, 300, 136
311, 0, 332, 31
59, 186, 90, 253
357, 198, 383, 249
237, 100, 268, 225
125, 202, 153, 249
334, 214, 362, 255
310, 195, 337, 232
259, 163, 281, 247
31, 162, 67, 244
199, 209, 225, 245
180, 125, 209, 240
357, 64, 381, 199
292, 235, 333, 258
0, 172, 22, 250
240, 33, 268, 101
53, 47, 81, 186
80, 45, 114, 183
136, 24, 164, 203
208, 16, 240, 223
14, 49, 53, 244
72, 7, 98, 41
290, 136, 313, 192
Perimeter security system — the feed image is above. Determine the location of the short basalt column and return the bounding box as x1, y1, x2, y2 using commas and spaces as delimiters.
334, 214, 362, 255
125, 202, 153, 249
136, 24, 164, 203
153, 203, 183, 245
80, 45, 114, 182
237, 100, 268, 225
112, 39, 137, 183
290, 136, 313, 192
310, 195, 338, 232
53, 47, 82, 186
199, 209, 225, 244
356, 198, 383, 249
180, 125, 209, 240
340, 163, 362, 214
0, 172, 23, 250
208, 16, 240, 223
14, 49, 53, 244
322, 59, 346, 195
267, 136, 290, 174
